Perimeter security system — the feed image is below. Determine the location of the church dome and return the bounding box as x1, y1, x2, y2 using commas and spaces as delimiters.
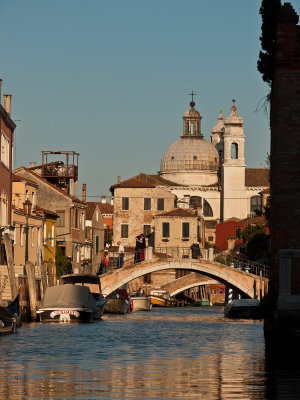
159, 97, 219, 186
160, 137, 219, 173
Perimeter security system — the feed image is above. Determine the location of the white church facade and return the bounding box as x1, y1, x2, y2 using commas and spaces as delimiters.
110, 99, 269, 248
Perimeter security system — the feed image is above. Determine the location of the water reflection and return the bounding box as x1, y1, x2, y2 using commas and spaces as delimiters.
0, 308, 268, 399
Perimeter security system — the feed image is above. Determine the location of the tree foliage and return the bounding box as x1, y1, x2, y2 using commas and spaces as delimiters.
242, 223, 269, 260
242, 223, 267, 243
257, 0, 282, 86
55, 245, 67, 278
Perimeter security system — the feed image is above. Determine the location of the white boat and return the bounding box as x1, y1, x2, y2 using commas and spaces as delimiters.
37, 274, 107, 323
223, 298, 261, 319
131, 294, 152, 312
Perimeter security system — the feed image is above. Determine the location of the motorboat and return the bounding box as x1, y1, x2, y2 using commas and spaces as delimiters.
0, 294, 20, 335
104, 289, 130, 314
149, 290, 174, 307
131, 292, 152, 312
223, 298, 261, 319
37, 274, 107, 323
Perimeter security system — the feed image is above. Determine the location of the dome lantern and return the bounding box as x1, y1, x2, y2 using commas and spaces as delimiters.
182, 92, 203, 138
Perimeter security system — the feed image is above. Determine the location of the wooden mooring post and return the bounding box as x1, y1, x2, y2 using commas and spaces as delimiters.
47, 259, 54, 286
25, 261, 38, 321
3, 233, 17, 301
40, 262, 47, 298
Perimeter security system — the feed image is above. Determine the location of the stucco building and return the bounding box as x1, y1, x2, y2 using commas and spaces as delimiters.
13, 166, 87, 270
110, 99, 269, 249
0, 80, 16, 231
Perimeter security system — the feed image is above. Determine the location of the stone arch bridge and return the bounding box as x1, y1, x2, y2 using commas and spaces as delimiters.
100, 256, 268, 299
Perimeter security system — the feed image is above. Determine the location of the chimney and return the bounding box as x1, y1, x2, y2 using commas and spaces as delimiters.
110, 196, 114, 206
118, 175, 121, 184
0, 79, 2, 105
29, 162, 37, 168
82, 183, 86, 202
101, 195, 106, 203
4, 94, 12, 115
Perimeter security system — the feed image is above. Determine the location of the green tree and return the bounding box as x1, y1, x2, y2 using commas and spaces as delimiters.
257, 0, 282, 86
242, 223, 269, 260
55, 245, 67, 278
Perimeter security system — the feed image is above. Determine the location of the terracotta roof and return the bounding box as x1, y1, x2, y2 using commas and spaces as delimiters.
154, 208, 197, 218
239, 215, 267, 224
12, 174, 38, 187
245, 168, 269, 187
86, 202, 114, 220
97, 202, 113, 214
13, 167, 86, 204
110, 173, 182, 192
86, 202, 97, 220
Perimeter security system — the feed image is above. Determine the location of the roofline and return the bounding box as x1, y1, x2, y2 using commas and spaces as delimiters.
14, 166, 86, 205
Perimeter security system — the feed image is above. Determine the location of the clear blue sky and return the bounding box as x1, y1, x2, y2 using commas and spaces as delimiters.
2, 0, 299, 200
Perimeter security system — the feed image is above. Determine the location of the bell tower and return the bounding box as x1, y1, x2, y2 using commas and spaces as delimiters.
221, 100, 246, 221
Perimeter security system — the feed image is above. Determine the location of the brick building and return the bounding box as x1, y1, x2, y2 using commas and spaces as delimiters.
269, 3, 300, 328
0, 80, 16, 231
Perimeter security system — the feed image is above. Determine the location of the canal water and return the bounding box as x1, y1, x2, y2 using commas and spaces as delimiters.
0, 307, 299, 399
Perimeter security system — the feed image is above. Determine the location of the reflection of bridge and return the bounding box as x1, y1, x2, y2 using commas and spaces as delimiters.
100, 248, 269, 299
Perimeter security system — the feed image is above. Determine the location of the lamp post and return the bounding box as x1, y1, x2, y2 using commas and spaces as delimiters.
23, 199, 32, 263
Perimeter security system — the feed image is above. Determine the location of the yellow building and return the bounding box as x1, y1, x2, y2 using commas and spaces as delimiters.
12, 175, 58, 280
37, 206, 58, 280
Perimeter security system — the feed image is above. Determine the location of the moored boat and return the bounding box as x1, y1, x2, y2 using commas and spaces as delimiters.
149, 290, 174, 307
37, 274, 107, 323
131, 293, 152, 312
223, 298, 261, 319
104, 289, 130, 314
0, 294, 20, 335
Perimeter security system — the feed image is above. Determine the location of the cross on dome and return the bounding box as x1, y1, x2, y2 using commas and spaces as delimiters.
188, 90, 197, 107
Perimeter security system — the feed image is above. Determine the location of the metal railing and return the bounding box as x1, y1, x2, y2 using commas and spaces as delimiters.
214, 252, 269, 279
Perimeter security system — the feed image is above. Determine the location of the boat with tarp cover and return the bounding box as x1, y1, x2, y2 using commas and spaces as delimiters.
37, 274, 106, 323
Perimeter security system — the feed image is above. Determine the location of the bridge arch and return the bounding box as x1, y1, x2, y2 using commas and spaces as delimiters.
169, 280, 218, 297
100, 259, 266, 299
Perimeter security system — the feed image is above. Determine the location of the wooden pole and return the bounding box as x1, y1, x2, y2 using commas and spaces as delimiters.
47, 259, 54, 286
40, 262, 47, 298
3, 233, 17, 300
0, 274, 2, 306
259, 271, 263, 300
25, 261, 38, 321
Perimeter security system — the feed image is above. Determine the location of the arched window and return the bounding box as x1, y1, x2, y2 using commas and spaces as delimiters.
186, 122, 189, 134
231, 143, 238, 159
189, 196, 213, 217
203, 199, 213, 217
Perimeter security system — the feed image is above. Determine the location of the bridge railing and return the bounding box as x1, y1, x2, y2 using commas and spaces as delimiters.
104, 247, 269, 279
214, 252, 269, 279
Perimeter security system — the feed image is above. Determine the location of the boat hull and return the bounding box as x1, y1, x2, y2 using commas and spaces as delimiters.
149, 295, 171, 307
37, 308, 94, 323
224, 299, 261, 319
104, 298, 129, 314
131, 297, 152, 312
0, 295, 20, 335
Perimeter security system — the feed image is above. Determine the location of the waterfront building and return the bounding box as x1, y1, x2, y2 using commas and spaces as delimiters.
0, 80, 16, 235
11, 174, 58, 275
13, 165, 87, 270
